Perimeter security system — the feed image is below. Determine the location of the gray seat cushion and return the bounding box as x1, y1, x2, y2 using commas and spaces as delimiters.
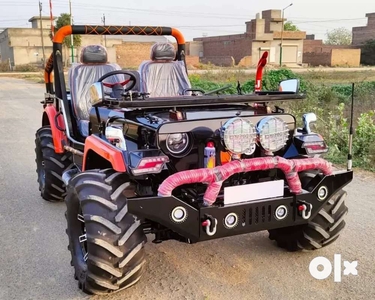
138, 42, 191, 97
69, 63, 124, 136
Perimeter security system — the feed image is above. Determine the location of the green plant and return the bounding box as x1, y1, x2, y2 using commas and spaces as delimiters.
189, 68, 375, 171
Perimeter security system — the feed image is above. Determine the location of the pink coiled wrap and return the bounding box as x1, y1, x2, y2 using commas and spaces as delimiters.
157, 156, 333, 206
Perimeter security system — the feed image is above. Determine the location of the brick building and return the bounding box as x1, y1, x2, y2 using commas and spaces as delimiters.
352, 13, 375, 45
193, 9, 306, 67
303, 36, 361, 67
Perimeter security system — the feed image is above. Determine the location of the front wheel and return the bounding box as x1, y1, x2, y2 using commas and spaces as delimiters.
35, 126, 73, 201
65, 169, 147, 295
268, 172, 348, 252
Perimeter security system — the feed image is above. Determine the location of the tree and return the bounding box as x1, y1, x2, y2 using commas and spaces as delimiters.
324, 27, 352, 45
284, 21, 299, 31
55, 13, 81, 47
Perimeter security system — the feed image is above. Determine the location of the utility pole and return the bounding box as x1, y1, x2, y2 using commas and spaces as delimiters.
69, 0, 74, 63
101, 14, 107, 47
279, 3, 293, 67
39, 1, 46, 67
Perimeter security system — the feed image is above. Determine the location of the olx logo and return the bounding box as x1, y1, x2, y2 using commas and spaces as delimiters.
309, 254, 358, 282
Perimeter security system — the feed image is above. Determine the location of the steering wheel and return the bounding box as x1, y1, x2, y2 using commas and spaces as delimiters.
97, 70, 137, 94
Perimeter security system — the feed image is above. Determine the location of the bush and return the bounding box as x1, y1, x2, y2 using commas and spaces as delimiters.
0, 61, 10, 72
15, 64, 41, 72
189, 69, 375, 171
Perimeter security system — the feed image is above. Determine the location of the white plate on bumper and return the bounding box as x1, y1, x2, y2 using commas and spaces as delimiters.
223, 180, 284, 205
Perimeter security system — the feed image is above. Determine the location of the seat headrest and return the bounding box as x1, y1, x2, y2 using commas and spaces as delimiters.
150, 43, 176, 61
80, 45, 108, 64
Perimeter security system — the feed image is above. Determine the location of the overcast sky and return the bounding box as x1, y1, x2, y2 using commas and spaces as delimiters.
1, 0, 374, 41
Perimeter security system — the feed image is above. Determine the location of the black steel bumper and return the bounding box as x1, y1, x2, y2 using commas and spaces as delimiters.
127, 170, 353, 243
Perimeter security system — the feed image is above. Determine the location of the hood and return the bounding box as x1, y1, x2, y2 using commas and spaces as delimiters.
134, 106, 256, 129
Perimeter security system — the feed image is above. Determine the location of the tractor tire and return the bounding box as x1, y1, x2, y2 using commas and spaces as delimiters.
268, 171, 348, 252
35, 126, 73, 202
65, 169, 147, 295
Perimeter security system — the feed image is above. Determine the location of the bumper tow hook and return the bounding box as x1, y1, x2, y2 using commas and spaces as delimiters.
298, 202, 313, 219
202, 215, 218, 236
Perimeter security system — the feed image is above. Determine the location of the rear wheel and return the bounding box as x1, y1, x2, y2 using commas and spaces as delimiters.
268, 171, 348, 251
65, 169, 147, 295
35, 126, 73, 201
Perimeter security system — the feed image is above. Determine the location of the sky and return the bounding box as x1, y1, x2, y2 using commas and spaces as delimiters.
0, 0, 374, 41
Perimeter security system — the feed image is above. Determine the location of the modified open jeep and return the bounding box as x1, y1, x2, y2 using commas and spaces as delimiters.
34, 25, 353, 295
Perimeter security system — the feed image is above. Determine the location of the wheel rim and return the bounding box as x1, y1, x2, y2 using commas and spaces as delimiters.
77, 208, 88, 263
37, 148, 46, 192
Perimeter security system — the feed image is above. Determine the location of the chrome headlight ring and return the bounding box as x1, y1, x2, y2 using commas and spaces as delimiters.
220, 117, 257, 155
257, 116, 289, 152
166, 133, 191, 156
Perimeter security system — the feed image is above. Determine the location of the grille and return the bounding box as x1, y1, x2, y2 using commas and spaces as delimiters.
249, 205, 272, 225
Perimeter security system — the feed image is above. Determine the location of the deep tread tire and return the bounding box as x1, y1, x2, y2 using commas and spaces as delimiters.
268, 172, 348, 252
35, 126, 73, 201
65, 169, 147, 295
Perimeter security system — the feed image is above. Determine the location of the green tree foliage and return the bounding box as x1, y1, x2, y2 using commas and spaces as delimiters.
360, 39, 375, 65
284, 21, 299, 31
324, 27, 352, 45
55, 13, 81, 47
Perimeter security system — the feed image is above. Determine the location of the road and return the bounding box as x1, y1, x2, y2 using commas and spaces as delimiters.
0, 78, 374, 300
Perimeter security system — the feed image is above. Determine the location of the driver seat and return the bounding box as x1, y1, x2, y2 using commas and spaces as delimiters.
69, 45, 124, 137
138, 42, 191, 97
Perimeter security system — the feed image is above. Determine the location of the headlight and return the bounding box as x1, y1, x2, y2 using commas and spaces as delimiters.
221, 117, 257, 155
166, 133, 190, 155
257, 116, 289, 152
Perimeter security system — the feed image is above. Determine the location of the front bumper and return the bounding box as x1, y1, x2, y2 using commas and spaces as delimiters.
127, 170, 353, 242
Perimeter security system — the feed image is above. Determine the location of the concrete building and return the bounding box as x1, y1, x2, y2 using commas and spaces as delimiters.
352, 13, 375, 45
193, 9, 306, 67
0, 16, 123, 68
0, 16, 56, 68
0, 16, 200, 69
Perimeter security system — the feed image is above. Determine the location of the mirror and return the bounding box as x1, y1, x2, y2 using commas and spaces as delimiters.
279, 79, 300, 93
302, 113, 317, 134
89, 82, 104, 106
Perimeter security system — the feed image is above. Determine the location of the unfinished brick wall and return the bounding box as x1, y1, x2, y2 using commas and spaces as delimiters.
195, 34, 252, 65
303, 52, 332, 66
352, 13, 375, 45
200, 56, 234, 67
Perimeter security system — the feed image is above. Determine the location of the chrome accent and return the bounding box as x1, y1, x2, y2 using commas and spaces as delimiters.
224, 212, 239, 229
317, 186, 328, 201
105, 125, 127, 151
275, 205, 288, 220
89, 82, 105, 106
166, 133, 190, 155
303, 113, 317, 134
220, 117, 257, 155
171, 206, 188, 223
257, 116, 289, 152
59, 98, 85, 146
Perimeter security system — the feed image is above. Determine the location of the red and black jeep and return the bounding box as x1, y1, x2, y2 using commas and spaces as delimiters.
34, 25, 353, 295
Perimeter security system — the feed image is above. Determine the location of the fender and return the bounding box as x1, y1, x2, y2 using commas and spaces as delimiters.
82, 135, 126, 172
255, 51, 269, 92
43, 104, 66, 153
